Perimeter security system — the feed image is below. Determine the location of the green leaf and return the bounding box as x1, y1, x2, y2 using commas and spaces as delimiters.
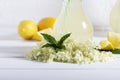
58, 33, 71, 45
42, 43, 57, 48
41, 33, 71, 53
61, 45, 66, 50
42, 43, 52, 48
112, 49, 120, 54
97, 48, 120, 54
96, 49, 110, 52
42, 43, 60, 53
41, 33, 57, 45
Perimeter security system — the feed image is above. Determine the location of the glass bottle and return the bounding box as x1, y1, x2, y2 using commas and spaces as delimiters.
53, 0, 93, 41
110, 0, 120, 33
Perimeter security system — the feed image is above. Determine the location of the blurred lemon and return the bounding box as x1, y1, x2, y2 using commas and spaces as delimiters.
33, 28, 53, 41
100, 40, 114, 50
18, 20, 38, 40
38, 17, 56, 31
108, 32, 120, 49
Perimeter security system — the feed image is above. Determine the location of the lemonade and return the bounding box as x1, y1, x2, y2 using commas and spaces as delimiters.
110, 0, 120, 33
53, 0, 93, 41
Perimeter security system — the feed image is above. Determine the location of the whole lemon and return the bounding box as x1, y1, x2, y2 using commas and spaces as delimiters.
38, 17, 56, 31
18, 20, 38, 40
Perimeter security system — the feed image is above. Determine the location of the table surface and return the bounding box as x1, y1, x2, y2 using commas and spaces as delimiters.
0, 37, 120, 80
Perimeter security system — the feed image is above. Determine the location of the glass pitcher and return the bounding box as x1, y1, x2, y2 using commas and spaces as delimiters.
110, 0, 120, 33
53, 0, 93, 41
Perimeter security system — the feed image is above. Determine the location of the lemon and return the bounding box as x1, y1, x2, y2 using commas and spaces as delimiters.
33, 32, 43, 41
100, 40, 114, 50
18, 20, 38, 40
33, 28, 53, 41
38, 17, 56, 31
108, 32, 120, 49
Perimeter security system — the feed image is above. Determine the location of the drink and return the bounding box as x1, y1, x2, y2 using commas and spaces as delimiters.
110, 0, 120, 33
53, 0, 93, 41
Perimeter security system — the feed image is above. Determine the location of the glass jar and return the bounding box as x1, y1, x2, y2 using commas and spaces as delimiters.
110, 0, 120, 33
53, 0, 93, 41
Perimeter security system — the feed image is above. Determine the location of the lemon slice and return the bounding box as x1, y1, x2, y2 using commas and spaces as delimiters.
108, 32, 120, 49
100, 40, 114, 50
33, 28, 53, 41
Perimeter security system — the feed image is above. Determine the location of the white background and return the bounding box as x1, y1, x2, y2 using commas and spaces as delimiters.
0, 0, 62, 26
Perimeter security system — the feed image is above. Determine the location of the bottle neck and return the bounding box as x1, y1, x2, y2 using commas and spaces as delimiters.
64, 0, 82, 2
63, 0, 83, 10
64, 0, 82, 5
61, 0, 85, 19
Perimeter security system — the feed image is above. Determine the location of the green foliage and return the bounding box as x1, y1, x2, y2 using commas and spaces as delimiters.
41, 33, 71, 52
112, 49, 120, 54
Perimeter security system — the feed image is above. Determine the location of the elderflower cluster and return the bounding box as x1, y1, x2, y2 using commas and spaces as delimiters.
26, 39, 114, 64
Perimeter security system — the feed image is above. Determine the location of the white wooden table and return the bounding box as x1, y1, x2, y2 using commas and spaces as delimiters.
0, 36, 120, 80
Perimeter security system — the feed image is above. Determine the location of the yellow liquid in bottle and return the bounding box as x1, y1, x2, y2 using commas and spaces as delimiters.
53, 0, 93, 41
110, 0, 120, 33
